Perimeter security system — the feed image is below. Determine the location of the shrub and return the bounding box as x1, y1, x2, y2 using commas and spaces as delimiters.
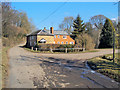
75, 33, 95, 50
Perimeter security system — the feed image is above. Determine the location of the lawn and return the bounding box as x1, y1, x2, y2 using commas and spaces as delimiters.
87, 53, 120, 83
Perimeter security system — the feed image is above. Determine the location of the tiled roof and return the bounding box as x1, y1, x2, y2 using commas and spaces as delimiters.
54, 30, 68, 35
27, 29, 68, 36
27, 30, 41, 36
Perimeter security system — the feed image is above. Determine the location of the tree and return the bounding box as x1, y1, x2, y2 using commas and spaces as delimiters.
99, 19, 114, 48
89, 15, 107, 48
59, 16, 74, 35
2, 2, 36, 46
85, 22, 94, 37
75, 33, 95, 50
72, 14, 86, 39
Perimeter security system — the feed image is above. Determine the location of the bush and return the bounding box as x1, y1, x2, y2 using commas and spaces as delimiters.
75, 33, 95, 50
58, 44, 75, 48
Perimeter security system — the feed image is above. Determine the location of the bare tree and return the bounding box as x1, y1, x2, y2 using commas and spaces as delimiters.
2, 2, 36, 46
89, 15, 107, 48
59, 16, 74, 35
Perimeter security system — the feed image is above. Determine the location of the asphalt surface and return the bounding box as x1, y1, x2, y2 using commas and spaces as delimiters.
6, 44, 119, 88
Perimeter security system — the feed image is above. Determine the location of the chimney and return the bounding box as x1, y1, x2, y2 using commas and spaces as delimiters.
44, 27, 46, 30
50, 27, 54, 34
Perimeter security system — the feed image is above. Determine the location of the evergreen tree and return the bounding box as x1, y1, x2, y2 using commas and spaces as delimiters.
72, 15, 85, 39
99, 19, 113, 48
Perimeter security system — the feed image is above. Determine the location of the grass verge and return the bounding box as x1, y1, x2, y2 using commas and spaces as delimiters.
87, 53, 120, 83
2, 46, 10, 88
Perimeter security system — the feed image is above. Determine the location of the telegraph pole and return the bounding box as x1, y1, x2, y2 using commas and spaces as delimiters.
113, 30, 115, 64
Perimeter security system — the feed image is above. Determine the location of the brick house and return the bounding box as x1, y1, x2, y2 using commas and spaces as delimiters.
26, 27, 75, 47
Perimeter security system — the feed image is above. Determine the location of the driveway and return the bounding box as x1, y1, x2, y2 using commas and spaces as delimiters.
6, 44, 119, 88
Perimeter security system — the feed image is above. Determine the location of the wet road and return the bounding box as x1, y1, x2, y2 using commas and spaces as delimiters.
7, 44, 119, 88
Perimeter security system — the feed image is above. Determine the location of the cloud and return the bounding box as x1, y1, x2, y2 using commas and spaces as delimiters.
111, 18, 117, 21
111, 17, 118, 23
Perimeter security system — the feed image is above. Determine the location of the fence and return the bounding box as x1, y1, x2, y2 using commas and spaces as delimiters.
31, 47, 85, 53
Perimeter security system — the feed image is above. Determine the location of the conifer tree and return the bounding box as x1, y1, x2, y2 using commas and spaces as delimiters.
72, 15, 85, 39
99, 19, 113, 48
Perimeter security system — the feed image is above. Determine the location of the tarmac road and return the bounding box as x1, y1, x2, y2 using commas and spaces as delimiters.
6, 44, 119, 88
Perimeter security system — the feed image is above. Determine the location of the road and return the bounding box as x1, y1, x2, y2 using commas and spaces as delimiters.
6, 44, 119, 88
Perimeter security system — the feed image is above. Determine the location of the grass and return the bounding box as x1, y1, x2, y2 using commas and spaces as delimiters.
87, 53, 120, 83
2, 46, 10, 88
23, 47, 98, 54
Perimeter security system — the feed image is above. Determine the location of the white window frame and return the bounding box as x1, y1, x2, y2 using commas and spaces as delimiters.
58, 42, 60, 44
61, 42, 64, 44
54, 35, 56, 38
58, 35, 60, 38
32, 36, 34, 40
70, 42, 73, 44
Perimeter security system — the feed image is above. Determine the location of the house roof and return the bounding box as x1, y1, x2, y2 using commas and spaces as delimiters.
54, 30, 68, 35
27, 29, 68, 36
27, 29, 53, 36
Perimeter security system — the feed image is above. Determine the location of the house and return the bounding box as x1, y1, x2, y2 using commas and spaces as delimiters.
26, 27, 75, 47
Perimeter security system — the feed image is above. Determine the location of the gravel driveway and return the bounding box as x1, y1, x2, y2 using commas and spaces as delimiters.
6, 44, 119, 88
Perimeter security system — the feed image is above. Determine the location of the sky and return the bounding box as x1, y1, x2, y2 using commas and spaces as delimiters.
11, 2, 118, 30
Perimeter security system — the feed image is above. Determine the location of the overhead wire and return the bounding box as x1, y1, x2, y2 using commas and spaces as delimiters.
36, 0, 69, 28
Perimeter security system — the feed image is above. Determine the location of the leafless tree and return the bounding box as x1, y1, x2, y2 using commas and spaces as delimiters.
59, 16, 74, 35
89, 15, 107, 48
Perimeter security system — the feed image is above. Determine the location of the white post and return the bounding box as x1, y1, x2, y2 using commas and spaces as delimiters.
65, 48, 67, 53
31, 47, 33, 50
36, 48, 37, 51
50, 48, 53, 53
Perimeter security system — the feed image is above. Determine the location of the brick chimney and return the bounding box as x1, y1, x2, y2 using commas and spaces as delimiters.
44, 27, 46, 30
50, 27, 54, 34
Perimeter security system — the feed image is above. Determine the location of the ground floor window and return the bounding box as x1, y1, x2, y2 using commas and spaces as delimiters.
39, 38, 46, 43
66, 41, 68, 44
70, 42, 74, 44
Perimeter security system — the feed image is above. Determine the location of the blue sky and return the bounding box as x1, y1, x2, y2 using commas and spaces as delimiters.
11, 2, 118, 30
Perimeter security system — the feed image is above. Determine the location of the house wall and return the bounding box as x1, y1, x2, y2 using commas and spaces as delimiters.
37, 35, 54, 44
26, 35, 37, 47
54, 35, 75, 44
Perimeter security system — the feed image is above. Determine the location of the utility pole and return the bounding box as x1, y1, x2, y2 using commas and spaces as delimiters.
113, 30, 115, 64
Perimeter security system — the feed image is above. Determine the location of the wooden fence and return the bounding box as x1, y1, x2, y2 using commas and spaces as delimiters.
31, 47, 85, 53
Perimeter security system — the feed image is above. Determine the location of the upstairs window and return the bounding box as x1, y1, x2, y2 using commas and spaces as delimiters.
58, 42, 60, 44
63, 35, 67, 39
58, 35, 60, 38
61, 42, 64, 44
54, 35, 56, 38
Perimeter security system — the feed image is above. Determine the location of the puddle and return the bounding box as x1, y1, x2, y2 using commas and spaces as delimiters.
64, 66, 72, 70
90, 70, 95, 73
80, 75, 95, 84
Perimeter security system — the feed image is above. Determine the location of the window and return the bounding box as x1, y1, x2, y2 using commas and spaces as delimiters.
30, 36, 31, 41
70, 42, 74, 44
66, 41, 68, 44
58, 42, 60, 44
63, 35, 67, 39
58, 35, 60, 38
61, 42, 64, 44
32, 36, 34, 40
39, 38, 46, 43
54, 35, 56, 38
